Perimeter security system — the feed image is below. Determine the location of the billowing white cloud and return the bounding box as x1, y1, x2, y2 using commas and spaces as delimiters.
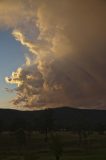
0, 0, 105, 109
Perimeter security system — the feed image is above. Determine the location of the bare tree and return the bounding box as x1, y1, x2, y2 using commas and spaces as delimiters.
49, 133, 63, 160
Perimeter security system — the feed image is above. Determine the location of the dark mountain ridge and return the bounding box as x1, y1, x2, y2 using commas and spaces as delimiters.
0, 107, 106, 131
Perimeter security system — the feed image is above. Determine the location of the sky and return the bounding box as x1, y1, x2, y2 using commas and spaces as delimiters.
0, 0, 105, 110
0, 30, 28, 108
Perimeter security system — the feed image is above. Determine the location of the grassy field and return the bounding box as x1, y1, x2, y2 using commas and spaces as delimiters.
0, 131, 106, 160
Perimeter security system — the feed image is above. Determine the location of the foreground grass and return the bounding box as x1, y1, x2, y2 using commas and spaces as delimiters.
0, 132, 106, 160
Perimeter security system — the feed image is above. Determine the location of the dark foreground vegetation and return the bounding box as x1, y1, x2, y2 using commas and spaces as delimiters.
0, 107, 106, 160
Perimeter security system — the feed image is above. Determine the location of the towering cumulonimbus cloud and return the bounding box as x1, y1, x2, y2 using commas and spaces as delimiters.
0, 0, 105, 109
